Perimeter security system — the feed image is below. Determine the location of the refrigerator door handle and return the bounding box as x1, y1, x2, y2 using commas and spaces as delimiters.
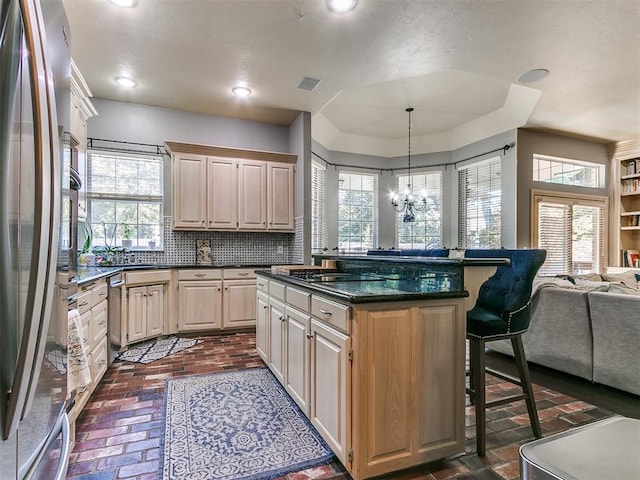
20, 412, 70, 480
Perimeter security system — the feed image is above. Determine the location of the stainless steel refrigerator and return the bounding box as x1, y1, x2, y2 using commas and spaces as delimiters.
0, 0, 74, 478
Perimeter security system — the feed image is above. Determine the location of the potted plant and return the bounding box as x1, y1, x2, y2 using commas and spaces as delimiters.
78, 223, 94, 266
121, 223, 133, 249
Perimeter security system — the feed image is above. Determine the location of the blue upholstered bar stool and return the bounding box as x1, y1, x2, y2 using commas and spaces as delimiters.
464, 249, 547, 456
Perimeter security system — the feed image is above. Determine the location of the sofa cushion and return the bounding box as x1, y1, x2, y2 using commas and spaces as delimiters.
568, 273, 603, 283
589, 291, 640, 395
607, 282, 640, 295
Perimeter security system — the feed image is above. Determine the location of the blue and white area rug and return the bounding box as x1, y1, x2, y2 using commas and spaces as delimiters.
116, 336, 202, 364
160, 368, 334, 480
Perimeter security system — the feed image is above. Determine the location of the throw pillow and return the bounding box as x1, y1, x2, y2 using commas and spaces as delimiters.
601, 271, 640, 290
572, 278, 609, 291
568, 273, 603, 283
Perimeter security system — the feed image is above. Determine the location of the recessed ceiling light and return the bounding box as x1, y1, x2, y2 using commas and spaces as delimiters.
109, 0, 136, 7
232, 86, 252, 97
327, 0, 357, 13
115, 76, 138, 88
517, 69, 550, 84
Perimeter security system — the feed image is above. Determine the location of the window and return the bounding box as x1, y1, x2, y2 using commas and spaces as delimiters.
338, 171, 378, 253
458, 156, 501, 248
533, 154, 605, 188
395, 171, 443, 249
311, 161, 326, 253
533, 191, 607, 275
87, 151, 164, 250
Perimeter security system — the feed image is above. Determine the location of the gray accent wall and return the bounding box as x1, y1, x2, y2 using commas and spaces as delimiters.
313, 130, 518, 251
515, 129, 609, 249
86, 98, 299, 263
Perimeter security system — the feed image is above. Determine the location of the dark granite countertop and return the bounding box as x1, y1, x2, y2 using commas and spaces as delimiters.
74, 263, 282, 285
256, 269, 470, 304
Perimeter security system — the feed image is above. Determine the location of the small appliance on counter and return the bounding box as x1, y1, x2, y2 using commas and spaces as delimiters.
196, 239, 212, 265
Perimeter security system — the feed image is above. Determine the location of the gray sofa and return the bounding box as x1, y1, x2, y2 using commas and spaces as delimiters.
489, 282, 640, 396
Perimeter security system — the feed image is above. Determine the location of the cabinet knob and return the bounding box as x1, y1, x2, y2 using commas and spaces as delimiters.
239, 272, 249, 276
195, 273, 206, 278
280, 315, 286, 323
306, 332, 313, 339
319, 309, 332, 316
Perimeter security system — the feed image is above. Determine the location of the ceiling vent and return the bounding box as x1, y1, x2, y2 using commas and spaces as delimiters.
297, 77, 321, 91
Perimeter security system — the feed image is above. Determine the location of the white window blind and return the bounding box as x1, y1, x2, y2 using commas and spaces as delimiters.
338, 171, 378, 253
533, 192, 606, 275
395, 171, 443, 249
311, 161, 326, 253
87, 151, 164, 250
458, 156, 501, 248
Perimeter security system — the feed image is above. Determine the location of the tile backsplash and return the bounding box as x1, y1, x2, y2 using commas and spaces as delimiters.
133, 217, 294, 265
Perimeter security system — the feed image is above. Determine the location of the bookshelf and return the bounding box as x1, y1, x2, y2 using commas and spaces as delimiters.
609, 139, 640, 267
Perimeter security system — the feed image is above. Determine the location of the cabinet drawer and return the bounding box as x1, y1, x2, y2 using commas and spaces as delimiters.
80, 311, 91, 350
287, 286, 310, 313
223, 268, 257, 280
269, 280, 286, 300
126, 269, 171, 286
91, 282, 108, 306
90, 336, 108, 384
90, 302, 108, 349
177, 269, 222, 281
256, 276, 269, 292
76, 291, 93, 315
311, 295, 351, 334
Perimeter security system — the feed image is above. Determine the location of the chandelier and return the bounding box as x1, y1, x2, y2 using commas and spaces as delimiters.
391, 107, 427, 223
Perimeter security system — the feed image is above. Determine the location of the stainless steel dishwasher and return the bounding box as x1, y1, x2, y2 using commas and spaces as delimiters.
107, 273, 124, 365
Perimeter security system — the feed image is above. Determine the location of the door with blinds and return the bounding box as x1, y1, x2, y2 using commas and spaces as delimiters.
532, 191, 608, 276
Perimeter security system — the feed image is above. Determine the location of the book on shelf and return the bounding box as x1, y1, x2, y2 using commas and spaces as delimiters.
624, 214, 640, 227
622, 158, 640, 176
622, 249, 640, 268
622, 178, 640, 194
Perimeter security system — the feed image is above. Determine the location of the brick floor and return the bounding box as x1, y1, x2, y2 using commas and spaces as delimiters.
67, 332, 612, 480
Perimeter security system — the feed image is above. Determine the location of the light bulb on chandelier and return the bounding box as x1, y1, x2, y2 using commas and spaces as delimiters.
391, 107, 427, 223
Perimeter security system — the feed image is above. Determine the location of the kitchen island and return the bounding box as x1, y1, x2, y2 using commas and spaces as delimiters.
256, 256, 504, 480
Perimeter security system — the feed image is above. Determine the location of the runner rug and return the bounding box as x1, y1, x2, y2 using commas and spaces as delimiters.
115, 336, 202, 364
160, 368, 334, 480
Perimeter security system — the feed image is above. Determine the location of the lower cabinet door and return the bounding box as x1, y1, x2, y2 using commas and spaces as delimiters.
285, 306, 310, 415
256, 291, 269, 362
223, 280, 257, 328
127, 286, 147, 344
309, 318, 351, 467
146, 285, 165, 337
178, 280, 221, 331
268, 298, 286, 383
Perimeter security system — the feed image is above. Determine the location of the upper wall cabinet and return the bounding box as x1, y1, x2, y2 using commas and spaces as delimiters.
166, 141, 296, 232
70, 60, 98, 221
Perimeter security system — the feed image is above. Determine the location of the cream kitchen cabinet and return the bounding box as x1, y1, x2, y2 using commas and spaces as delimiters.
268, 297, 286, 383
207, 156, 237, 229
67, 277, 109, 444
122, 270, 171, 347
127, 285, 164, 343
256, 287, 269, 360
177, 268, 257, 332
222, 268, 257, 328
256, 276, 353, 466
267, 162, 295, 231
255, 274, 466, 479
284, 303, 311, 415
166, 141, 296, 232
238, 159, 268, 230
70, 60, 97, 221
173, 153, 208, 229
177, 269, 223, 331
